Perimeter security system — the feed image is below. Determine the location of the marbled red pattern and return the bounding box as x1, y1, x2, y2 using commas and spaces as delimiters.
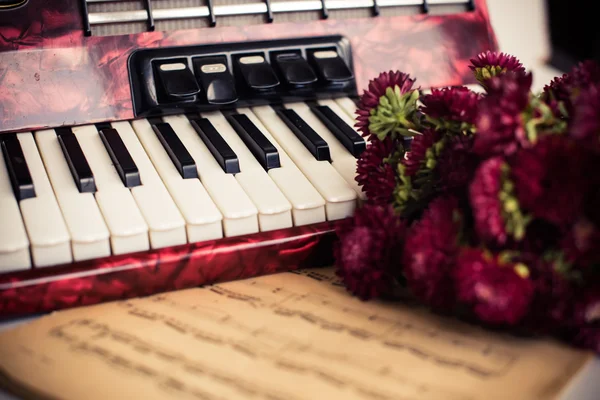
0, 0, 497, 317
0, 222, 338, 318
0, 0, 497, 133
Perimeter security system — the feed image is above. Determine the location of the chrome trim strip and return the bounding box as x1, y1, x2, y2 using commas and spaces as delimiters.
87, 0, 470, 25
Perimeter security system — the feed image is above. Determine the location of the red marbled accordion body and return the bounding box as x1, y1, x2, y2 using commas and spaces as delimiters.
0, 0, 497, 133
0, 222, 338, 318
0, 0, 498, 317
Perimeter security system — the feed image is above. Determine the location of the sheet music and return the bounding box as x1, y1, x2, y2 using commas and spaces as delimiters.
0, 268, 592, 400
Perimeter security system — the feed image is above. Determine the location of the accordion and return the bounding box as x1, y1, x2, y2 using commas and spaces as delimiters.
0, 0, 497, 317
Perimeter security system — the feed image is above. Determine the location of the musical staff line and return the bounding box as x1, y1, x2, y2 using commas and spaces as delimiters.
148, 279, 518, 378
0, 267, 590, 400
108, 300, 470, 399
48, 319, 298, 400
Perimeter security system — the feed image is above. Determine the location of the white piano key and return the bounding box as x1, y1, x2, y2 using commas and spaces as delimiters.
157, 115, 259, 237
115, 121, 222, 243
202, 111, 292, 232
0, 149, 30, 272
127, 185, 187, 248
16, 132, 72, 267
235, 108, 326, 226
251, 105, 357, 220
105, 123, 188, 248
334, 97, 359, 120
35, 130, 111, 262
285, 102, 366, 201
72, 125, 150, 254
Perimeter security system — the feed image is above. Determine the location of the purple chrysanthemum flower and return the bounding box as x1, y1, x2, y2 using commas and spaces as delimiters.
355, 71, 416, 138
402, 196, 462, 310
469, 51, 526, 85
510, 135, 588, 227
473, 72, 533, 157
420, 86, 482, 127
455, 248, 535, 325
543, 60, 600, 116
571, 288, 600, 353
561, 218, 600, 267
334, 204, 407, 300
570, 60, 600, 87
356, 137, 401, 206
469, 157, 508, 245
570, 83, 600, 151
437, 134, 479, 191
401, 129, 441, 176
526, 255, 576, 334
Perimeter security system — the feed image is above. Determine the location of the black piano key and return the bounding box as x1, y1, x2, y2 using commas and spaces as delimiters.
187, 115, 240, 174
56, 127, 97, 193
275, 108, 330, 162
95, 122, 112, 131
98, 127, 142, 188
1, 135, 35, 201
310, 105, 366, 158
150, 121, 198, 179
226, 113, 281, 171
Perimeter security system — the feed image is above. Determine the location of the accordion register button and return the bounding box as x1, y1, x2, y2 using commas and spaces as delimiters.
187, 115, 240, 174
273, 52, 318, 86
308, 49, 354, 83
234, 54, 280, 90
154, 60, 200, 101
193, 56, 238, 105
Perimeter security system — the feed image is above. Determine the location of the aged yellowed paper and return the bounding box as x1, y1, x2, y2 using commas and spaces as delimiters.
0, 268, 593, 400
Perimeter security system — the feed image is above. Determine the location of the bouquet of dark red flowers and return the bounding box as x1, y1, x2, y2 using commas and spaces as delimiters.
335, 52, 600, 353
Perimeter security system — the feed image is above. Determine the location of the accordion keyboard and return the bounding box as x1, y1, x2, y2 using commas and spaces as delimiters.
0, 97, 364, 272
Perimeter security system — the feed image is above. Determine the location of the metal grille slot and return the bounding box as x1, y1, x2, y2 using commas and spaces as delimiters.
82, 0, 474, 36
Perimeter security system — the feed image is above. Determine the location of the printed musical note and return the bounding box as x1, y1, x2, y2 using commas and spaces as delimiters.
0, 267, 592, 400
